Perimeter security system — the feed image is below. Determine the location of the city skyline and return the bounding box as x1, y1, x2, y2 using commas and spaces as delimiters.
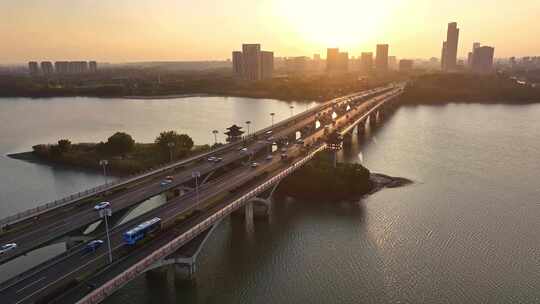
1, 0, 539, 63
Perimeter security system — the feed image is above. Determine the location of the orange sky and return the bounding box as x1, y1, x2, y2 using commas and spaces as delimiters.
0, 0, 538, 63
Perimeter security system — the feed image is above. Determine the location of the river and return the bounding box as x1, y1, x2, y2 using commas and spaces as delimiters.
0, 97, 538, 303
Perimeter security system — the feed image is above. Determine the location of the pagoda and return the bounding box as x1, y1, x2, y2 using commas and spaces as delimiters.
225, 124, 244, 142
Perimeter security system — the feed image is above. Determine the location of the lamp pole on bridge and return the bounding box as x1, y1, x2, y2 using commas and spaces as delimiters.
212, 130, 219, 147
289, 105, 294, 117
245, 121, 251, 137
97, 206, 113, 264
270, 112, 275, 128
99, 159, 108, 184
192, 171, 201, 206
167, 142, 175, 162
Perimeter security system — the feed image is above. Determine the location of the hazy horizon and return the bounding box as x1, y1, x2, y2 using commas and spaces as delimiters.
1, 0, 539, 63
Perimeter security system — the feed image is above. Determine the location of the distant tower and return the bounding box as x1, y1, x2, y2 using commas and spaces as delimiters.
442, 22, 459, 71
41, 62, 54, 75
261, 51, 274, 80
375, 44, 389, 71
242, 44, 262, 81
232, 51, 243, 78
28, 62, 39, 76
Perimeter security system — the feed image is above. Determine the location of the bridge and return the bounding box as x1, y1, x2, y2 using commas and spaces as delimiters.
0, 84, 404, 304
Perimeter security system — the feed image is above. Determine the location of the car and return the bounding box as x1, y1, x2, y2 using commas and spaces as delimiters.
207, 156, 217, 162
0, 243, 17, 255
160, 180, 172, 187
280, 147, 287, 153
251, 162, 259, 168
240, 148, 248, 153
84, 240, 104, 253
265, 155, 273, 161
296, 139, 305, 145
94, 201, 111, 211
215, 157, 223, 162
165, 175, 174, 182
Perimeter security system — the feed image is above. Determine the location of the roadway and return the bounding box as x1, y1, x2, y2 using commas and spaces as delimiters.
0, 85, 394, 266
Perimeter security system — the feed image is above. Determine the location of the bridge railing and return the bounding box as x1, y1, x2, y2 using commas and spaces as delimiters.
0, 85, 395, 230
76, 144, 327, 304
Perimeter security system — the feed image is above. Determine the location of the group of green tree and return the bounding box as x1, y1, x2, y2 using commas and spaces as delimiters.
32, 130, 198, 175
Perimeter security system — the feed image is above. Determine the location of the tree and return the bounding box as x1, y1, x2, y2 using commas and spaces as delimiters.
155, 131, 194, 157
57, 139, 72, 153
106, 132, 135, 157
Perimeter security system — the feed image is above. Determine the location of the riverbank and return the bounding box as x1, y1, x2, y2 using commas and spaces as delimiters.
402, 73, 540, 105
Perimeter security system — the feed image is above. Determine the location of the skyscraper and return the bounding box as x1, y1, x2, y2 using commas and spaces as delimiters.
232, 51, 243, 77
360, 52, 373, 72
261, 51, 274, 80
28, 62, 39, 76
41, 61, 54, 75
471, 46, 495, 74
375, 44, 389, 71
89, 61, 98, 73
242, 44, 262, 81
441, 22, 459, 71
326, 48, 340, 72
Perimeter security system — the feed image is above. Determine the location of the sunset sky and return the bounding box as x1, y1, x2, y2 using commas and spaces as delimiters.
1, 0, 538, 63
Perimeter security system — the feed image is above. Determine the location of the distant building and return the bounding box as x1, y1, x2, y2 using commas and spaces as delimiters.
399, 59, 414, 72
41, 62, 54, 75
388, 56, 397, 70
471, 46, 495, 74
441, 22, 459, 71
313, 54, 321, 61
28, 62, 39, 76
261, 51, 274, 79
242, 44, 262, 81
375, 44, 389, 71
338, 52, 349, 71
326, 48, 340, 72
68, 61, 88, 74
232, 51, 243, 77
89, 61, 98, 73
360, 52, 374, 72
54, 61, 70, 74
286, 56, 309, 73
232, 44, 273, 81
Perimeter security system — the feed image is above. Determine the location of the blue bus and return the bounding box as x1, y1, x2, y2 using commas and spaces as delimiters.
123, 217, 162, 245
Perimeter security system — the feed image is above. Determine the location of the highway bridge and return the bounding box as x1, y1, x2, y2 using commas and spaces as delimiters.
0, 84, 404, 303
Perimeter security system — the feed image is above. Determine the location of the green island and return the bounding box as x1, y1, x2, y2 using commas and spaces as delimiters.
9, 131, 210, 176
276, 152, 412, 201
402, 73, 540, 104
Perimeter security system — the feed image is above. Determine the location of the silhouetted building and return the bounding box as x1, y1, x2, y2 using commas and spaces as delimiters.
232, 44, 273, 81
338, 52, 349, 71
41, 61, 54, 75
54, 61, 69, 74
471, 46, 495, 74
375, 44, 389, 71
388, 56, 397, 70
242, 44, 262, 81
68, 61, 88, 74
399, 59, 414, 72
28, 62, 39, 76
326, 48, 340, 72
261, 51, 274, 79
286, 56, 309, 73
360, 52, 373, 72
225, 124, 244, 142
232, 51, 243, 77
89, 61, 98, 73
441, 22, 459, 71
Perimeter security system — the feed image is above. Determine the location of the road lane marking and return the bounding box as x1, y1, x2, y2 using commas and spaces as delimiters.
15, 276, 46, 294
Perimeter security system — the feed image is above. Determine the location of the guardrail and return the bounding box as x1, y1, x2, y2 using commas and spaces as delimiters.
0, 85, 395, 230
76, 144, 327, 304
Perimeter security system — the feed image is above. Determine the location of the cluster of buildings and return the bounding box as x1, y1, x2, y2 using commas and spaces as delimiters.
28, 61, 98, 76
232, 44, 274, 81
441, 22, 495, 74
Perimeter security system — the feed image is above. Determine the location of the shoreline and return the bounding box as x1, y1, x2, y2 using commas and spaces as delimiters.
122, 93, 212, 100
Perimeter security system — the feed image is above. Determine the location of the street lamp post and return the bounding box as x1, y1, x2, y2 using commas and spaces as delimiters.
212, 130, 219, 147
290, 105, 294, 117
167, 142, 175, 162
245, 121, 251, 137
98, 207, 113, 264
99, 160, 108, 184
270, 112, 275, 128
192, 171, 201, 206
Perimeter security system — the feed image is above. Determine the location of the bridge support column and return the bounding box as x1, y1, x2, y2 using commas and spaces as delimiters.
174, 263, 197, 284
342, 132, 353, 147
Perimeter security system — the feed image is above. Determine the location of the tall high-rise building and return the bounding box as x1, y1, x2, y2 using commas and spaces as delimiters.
388, 56, 397, 70
41, 62, 54, 75
232, 51, 243, 77
242, 44, 262, 81
441, 22, 459, 71
338, 52, 349, 71
28, 62, 39, 76
55, 61, 69, 74
89, 61, 98, 73
375, 44, 389, 71
261, 51, 274, 80
471, 46, 495, 74
360, 52, 374, 72
232, 44, 273, 81
326, 48, 340, 72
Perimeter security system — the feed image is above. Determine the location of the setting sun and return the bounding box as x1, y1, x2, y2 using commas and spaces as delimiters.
272, 0, 400, 50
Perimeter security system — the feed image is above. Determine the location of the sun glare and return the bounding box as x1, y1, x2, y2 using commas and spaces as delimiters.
274, 0, 399, 49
